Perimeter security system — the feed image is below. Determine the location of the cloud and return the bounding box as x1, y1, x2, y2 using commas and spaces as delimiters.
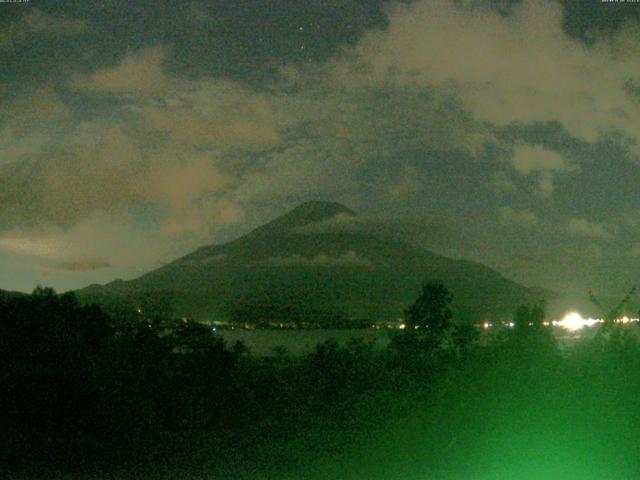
498, 207, 539, 229
535, 173, 555, 198
0, 234, 60, 257
583, 243, 603, 262
387, 165, 427, 200
511, 144, 570, 174
45, 257, 111, 273
262, 251, 373, 268
0, 37, 506, 241
147, 156, 228, 235
3, 3, 639, 295
0, 214, 194, 288
130, 80, 281, 149
0, 9, 86, 49
71, 46, 169, 94
71, 45, 281, 148
491, 171, 517, 194
0, 87, 72, 166
0, 122, 147, 231
351, 0, 640, 152
23, 9, 86, 35
0, 50, 286, 236
507, 144, 573, 196
0, 230, 111, 274
567, 218, 613, 239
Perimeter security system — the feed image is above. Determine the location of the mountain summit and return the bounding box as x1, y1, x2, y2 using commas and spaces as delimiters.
247, 201, 356, 237
79, 202, 549, 325
271, 200, 355, 227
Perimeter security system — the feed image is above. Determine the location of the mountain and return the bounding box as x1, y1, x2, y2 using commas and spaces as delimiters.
78, 201, 551, 325
0, 289, 27, 299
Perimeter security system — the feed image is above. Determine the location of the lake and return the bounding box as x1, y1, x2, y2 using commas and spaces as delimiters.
214, 324, 618, 356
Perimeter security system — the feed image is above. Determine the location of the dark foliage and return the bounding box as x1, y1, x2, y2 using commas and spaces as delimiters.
404, 281, 453, 334
3, 286, 640, 479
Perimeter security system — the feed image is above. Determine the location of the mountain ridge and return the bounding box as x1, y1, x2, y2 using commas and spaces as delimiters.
78, 202, 552, 324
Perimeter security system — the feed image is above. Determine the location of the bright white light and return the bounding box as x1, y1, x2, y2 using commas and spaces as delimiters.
556, 312, 599, 331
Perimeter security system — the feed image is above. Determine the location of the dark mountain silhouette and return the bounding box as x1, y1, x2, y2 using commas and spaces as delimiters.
247, 200, 355, 237
0, 289, 26, 299
78, 201, 551, 325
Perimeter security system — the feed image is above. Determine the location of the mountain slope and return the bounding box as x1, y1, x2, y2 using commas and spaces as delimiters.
0, 289, 27, 299
78, 201, 551, 324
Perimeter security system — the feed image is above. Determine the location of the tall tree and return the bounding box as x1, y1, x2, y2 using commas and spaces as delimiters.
404, 281, 453, 335
514, 305, 531, 330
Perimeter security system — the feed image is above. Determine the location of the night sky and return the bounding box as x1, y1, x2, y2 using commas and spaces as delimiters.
1, 0, 640, 300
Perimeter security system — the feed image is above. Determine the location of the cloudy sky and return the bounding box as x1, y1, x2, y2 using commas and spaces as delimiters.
1, 0, 639, 298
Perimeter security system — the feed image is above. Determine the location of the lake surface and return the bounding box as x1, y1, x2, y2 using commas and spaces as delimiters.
215, 329, 393, 356
215, 325, 613, 356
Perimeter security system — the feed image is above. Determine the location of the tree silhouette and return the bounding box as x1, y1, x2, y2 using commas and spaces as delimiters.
590, 287, 636, 327
509, 303, 557, 360
390, 281, 457, 366
514, 304, 545, 330
514, 305, 531, 330
404, 281, 453, 335
590, 287, 637, 351
530, 304, 544, 327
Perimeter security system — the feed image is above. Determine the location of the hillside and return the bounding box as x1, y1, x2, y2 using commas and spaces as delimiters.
78, 201, 551, 325
0, 289, 27, 300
